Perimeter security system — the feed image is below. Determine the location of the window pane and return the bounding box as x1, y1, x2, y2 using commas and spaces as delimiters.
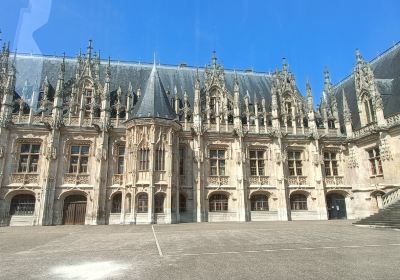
258, 161, 265, 175
218, 150, 225, 159
257, 151, 264, 159
210, 150, 217, 158
81, 146, 89, 155
21, 144, 30, 153
71, 146, 80, 154
250, 151, 256, 158
31, 144, 40, 154
30, 155, 39, 172
219, 160, 225, 176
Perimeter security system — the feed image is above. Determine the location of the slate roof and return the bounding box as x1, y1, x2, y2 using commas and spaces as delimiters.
12, 54, 274, 112
334, 42, 400, 129
132, 63, 176, 119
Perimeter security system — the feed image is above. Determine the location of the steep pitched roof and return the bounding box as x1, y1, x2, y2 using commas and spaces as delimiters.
132, 63, 176, 119
334, 42, 400, 129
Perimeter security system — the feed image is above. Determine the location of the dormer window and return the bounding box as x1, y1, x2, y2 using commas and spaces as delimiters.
84, 88, 93, 116
285, 102, 292, 127
328, 119, 335, 129
364, 97, 376, 123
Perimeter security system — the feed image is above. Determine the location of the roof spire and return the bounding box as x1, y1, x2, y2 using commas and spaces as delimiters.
342, 89, 351, 122
131, 62, 176, 119
355, 48, 363, 63
87, 39, 93, 60
212, 50, 217, 68
282, 57, 288, 73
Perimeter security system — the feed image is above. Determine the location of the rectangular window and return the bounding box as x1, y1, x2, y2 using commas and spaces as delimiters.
69, 145, 89, 174
368, 148, 383, 176
210, 149, 226, 176
288, 151, 302, 176
139, 149, 149, 171
117, 146, 125, 174
18, 144, 40, 173
249, 150, 265, 176
155, 149, 165, 171
324, 152, 338, 176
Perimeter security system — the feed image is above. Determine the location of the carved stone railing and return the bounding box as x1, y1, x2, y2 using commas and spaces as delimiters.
208, 175, 229, 186
382, 187, 400, 208
352, 122, 378, 138
12, 114, 30, 124
249, 176, 269, 185
287, 176, 307, 186
386, 113, 400, 127
112, 174, 123, 185
324, 176, 344, 186
10, 173, 39, 185
63, 173, 90, 185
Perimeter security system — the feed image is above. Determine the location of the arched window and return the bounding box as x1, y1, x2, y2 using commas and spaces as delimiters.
303, 117, 309, 128
328, 119, 335, 129
137, 193, 148, 213
111, 193, 122, 213
285, 101, 293, 127
179, 193, 186, 213
290, 194, 308, 210
10, 194, 35, 215
362, 92, 376, 124
209, 193, 228, 212
155, 193, 165, 213
251, 194, 269, 211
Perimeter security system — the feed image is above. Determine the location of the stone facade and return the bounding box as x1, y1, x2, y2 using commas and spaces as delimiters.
0, 40, 399, 226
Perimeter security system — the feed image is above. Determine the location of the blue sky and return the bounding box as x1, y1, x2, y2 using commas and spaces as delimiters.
1, 0, 400, 103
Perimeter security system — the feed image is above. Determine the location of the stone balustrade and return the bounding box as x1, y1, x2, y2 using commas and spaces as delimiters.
382, 187, 400, 208
10, 173, 39, 185
386, 112, 400, 127
324, 176, 344, 186
248, 176, 270, 185
287, 175, 307, 186
63, 173, 90, 185
208, 175, 229, 186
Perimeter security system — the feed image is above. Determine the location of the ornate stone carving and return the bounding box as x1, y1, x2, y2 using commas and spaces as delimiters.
347, 147, 358, 168
64, 174, 90, 185
379, 138, 392, 161
10, 173, 39, 185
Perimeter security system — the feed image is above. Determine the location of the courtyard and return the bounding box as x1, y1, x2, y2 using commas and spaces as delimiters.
0, 220, 399, 280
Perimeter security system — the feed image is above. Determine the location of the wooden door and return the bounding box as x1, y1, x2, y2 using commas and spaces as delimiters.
63, 195, 87, 225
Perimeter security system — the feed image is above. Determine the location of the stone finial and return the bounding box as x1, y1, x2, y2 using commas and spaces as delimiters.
342, 89, 351, 122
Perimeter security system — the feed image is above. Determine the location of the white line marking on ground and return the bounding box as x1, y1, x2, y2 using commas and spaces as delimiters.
171, 243, 400, 257
151, 225, 163, 257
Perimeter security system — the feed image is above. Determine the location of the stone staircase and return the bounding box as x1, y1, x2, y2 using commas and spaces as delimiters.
354, 187, 400, 228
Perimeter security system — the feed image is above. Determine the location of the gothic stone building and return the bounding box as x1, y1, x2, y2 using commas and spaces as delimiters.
0, 40, 399, 226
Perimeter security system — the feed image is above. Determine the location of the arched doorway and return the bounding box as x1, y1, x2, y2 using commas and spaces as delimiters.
326, 193, 347, 220
10, 194, 36, 216
63, 195, 87, 225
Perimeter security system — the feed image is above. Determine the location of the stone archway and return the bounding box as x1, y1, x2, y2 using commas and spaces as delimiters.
326, 193, 347, 220
62, 195, 87, 225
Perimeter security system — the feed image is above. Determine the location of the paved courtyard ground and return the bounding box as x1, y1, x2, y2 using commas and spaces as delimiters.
0, 220, 399, 280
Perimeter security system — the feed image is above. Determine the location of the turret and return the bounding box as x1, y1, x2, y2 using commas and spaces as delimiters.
342, 89, 353, 137
52, 55, 65, 129
126, 82, 133, 120
233, 71, 241, 129
306, 80, 316, 130
0, 52, 16, 126
100, 57, 111, 127
354, 49, 386, 126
